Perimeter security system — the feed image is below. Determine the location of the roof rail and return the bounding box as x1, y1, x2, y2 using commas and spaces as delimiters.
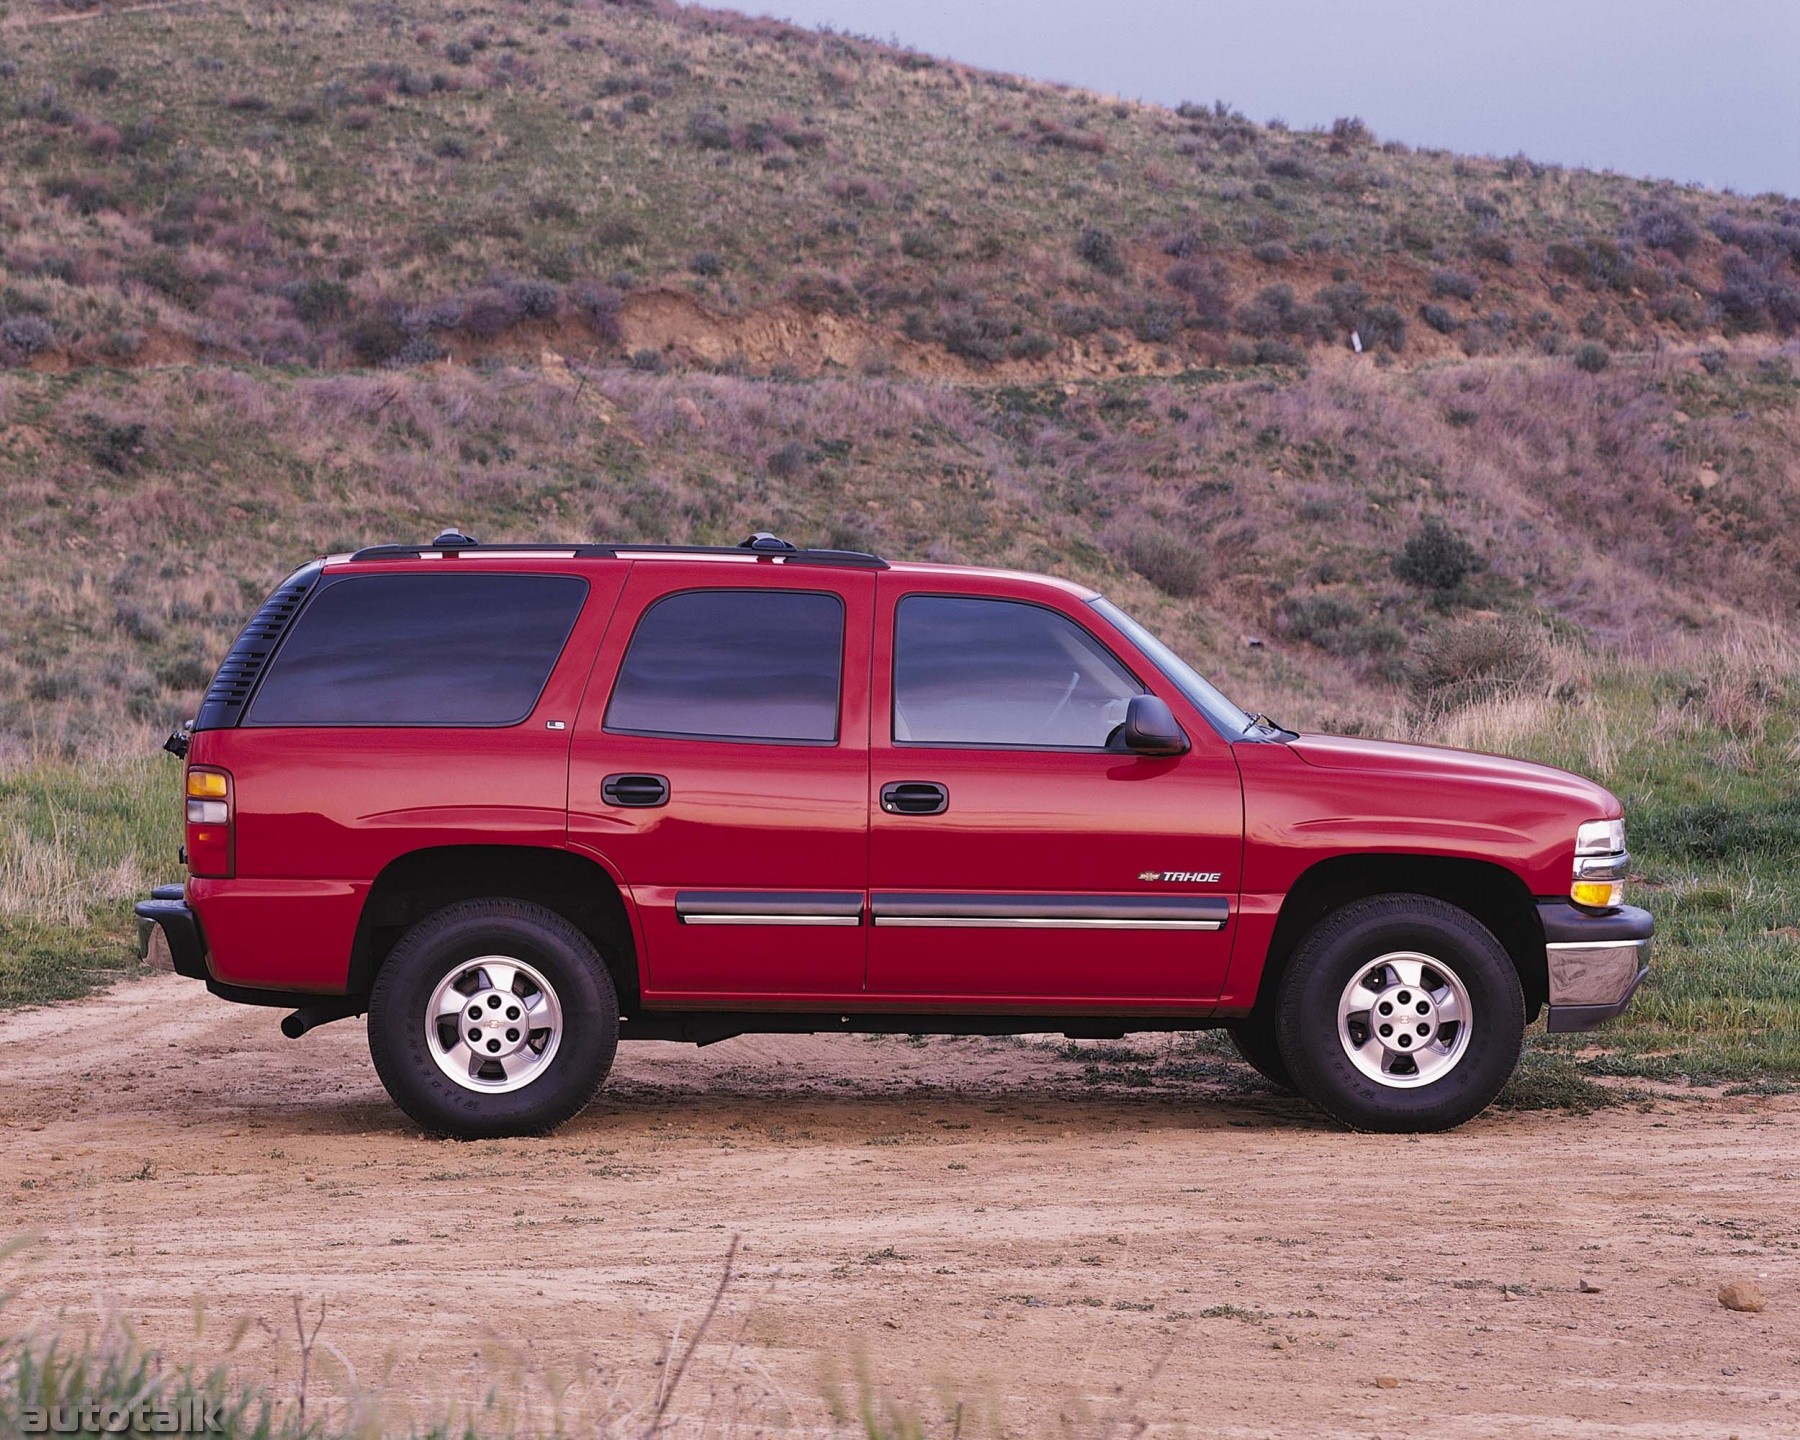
345, 533, 888, 569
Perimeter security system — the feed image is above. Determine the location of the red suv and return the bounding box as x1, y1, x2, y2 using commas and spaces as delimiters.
137, 532, 1651, 1138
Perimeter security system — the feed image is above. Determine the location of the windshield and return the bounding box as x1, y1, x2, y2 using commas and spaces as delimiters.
1088, 597, 1256, 740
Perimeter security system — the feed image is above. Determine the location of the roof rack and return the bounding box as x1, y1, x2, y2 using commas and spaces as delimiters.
345, 530, 888, 569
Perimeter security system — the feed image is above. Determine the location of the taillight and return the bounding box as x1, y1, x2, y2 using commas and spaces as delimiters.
185, 767, 233, 878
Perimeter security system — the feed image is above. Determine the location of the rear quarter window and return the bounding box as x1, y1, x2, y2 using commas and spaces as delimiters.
244, 572, 588, 727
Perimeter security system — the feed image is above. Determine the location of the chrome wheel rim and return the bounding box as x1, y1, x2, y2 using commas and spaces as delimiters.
426, 955, 562, 1094
1337, 951, 1473, 1089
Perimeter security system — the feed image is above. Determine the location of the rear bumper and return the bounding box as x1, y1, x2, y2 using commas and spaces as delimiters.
1537, 900, 1653, 1033
134, 888, 211, 982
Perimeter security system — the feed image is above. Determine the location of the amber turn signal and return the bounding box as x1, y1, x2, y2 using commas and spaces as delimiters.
187, 770, 228, 799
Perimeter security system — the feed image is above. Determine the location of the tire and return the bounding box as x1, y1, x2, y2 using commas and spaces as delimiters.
1226, 1015, 1294, 1091
1274, 893, 1524, 1133
367, 899, 618, 1140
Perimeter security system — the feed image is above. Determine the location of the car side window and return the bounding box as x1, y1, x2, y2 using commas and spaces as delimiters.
892, 595, 1142, 749
244, 573, 588, 727
604, 589, 844, 744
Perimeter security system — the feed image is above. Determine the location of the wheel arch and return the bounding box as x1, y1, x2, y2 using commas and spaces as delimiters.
349, 845, 640, 1012
1253, 854, 1546, 1022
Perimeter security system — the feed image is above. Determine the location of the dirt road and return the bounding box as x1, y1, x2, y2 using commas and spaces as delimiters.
1, 974, 1795, 1437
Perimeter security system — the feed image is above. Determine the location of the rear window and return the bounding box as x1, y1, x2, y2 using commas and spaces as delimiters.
604, 589, 843, 744
244, 572, 587, 727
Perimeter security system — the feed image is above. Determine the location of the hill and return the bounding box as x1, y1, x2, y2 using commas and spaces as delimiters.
3, 0, 1800, 1084
0, 0, 1797, 379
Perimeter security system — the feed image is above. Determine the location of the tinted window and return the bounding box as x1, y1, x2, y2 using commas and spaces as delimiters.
604, 590, 843, 743
245, 573, 587, 727
893, 596, 1141, 748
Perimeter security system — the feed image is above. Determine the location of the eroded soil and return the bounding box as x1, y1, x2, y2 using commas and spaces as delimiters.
1, 975, 1796, 1437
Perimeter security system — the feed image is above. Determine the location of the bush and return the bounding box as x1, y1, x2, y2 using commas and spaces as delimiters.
1470, 232, 1514, 266
1166, 261, 1230, 329
571, 282, 624, 344
1412, 616, 1549, 712
685, 107, 733, 151
1276, 594, 1404, 658
1075, 226, 1125, 277
288, 277, 350, 323
346, 314, 405, 366
1420, 303, 1458, 334
1635, 204, 1701, 257
1116, 525, 1203, 597
1431, 269, 1479, 300
0, 314, 54, 357
1394, 517, 1479, 593
1251, 240, 1291, 266
508, 278, 560, 319
1573, 341, 1611, 373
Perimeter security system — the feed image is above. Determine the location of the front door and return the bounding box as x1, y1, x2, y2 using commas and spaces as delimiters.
568, 562, 872, 1002
867, 583, 1243, 1005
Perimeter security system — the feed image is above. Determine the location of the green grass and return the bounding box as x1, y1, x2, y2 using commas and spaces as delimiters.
0, 753, 177, 1006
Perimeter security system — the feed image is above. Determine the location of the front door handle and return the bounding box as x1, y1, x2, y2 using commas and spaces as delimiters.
602, 773, 670, 808
881, 781, 948, 816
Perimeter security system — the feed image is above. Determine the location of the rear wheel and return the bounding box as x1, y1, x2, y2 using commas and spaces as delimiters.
368, 899, 618, 1139
1275, 894, 1523, 1133
1226, 1015, 1294, 1091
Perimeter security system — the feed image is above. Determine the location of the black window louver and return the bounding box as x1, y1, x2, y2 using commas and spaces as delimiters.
192, 561, 324, 731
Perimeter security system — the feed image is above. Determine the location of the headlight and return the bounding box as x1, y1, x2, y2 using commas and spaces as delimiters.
1571, 819, 1627, 909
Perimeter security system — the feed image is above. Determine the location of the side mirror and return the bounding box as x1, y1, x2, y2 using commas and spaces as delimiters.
1122, 694, 1189, 756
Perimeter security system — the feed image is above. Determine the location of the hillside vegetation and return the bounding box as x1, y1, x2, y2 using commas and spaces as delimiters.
0, 0, 1798, 1084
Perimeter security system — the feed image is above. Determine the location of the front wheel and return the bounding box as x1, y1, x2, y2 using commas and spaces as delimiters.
368, 899, 619, 1139
1275, 894, 1524, 1133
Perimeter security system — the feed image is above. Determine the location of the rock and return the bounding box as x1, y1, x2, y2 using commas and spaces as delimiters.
1374, 1376, 1399, 1389
1271, 1335, 1289, 1350
1579, 1278, 1602, 1294
1718, 1280, 1767, 1313
1697, 466, 1721, 490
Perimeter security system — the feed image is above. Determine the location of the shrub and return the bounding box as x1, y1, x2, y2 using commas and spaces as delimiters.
1419, 303, 1458, 335
685, 107, 733, 150
74, 64, 120, 92
689, 250, 724, 276
288, 277, 350, 323
432, 133, 469, 159
1075, 226, 1125, 277
1431, 270, 1479, 300
1394, 517, 1479, 592
347, 314, 405, 366
1166, 261, 1230, 329
1251, 240, 1290, 266
571, 282, 624, 343
1130, 300, 1185, 343
1573, 341, 1610, 373
629, 347, 666, 372
0, 314, 54, 356
1277, 594, 1405, 658
508, 278, 560, 319
1328, 115, 1372, 148
1265, 157, 1308, 180
1470, 232, 1514, 266
1117, 525, 1203, 597
1412, 616, 1549, 712
1360, 302, 1407, 352
766, 441, 807, 477
459, 287, 522, 340
1635, 204, 1701, 257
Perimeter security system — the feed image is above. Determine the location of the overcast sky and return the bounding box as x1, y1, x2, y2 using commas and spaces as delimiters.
747, 0, 1800, 198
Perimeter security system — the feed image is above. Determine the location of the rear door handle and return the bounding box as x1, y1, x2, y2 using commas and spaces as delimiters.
881, 781, 948, 816
602, 773, 670, 808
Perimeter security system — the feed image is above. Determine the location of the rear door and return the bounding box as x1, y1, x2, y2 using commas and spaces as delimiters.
567, 561, 873, 1002
866, 580, 1243, 1005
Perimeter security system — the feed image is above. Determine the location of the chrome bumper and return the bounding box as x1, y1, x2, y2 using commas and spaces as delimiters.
1537, 900, 1653, 1033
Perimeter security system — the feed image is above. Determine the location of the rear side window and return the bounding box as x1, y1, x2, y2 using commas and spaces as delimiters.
245, 573, 588, 727
604, 589, 843, 744
893, 595, 1142, 749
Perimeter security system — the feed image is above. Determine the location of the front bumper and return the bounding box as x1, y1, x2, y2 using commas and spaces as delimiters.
135, 886, 211, 982
1537, 900, 1653, 1033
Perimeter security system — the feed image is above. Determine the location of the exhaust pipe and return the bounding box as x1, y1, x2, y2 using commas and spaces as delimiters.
280, 998, 365, 1039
